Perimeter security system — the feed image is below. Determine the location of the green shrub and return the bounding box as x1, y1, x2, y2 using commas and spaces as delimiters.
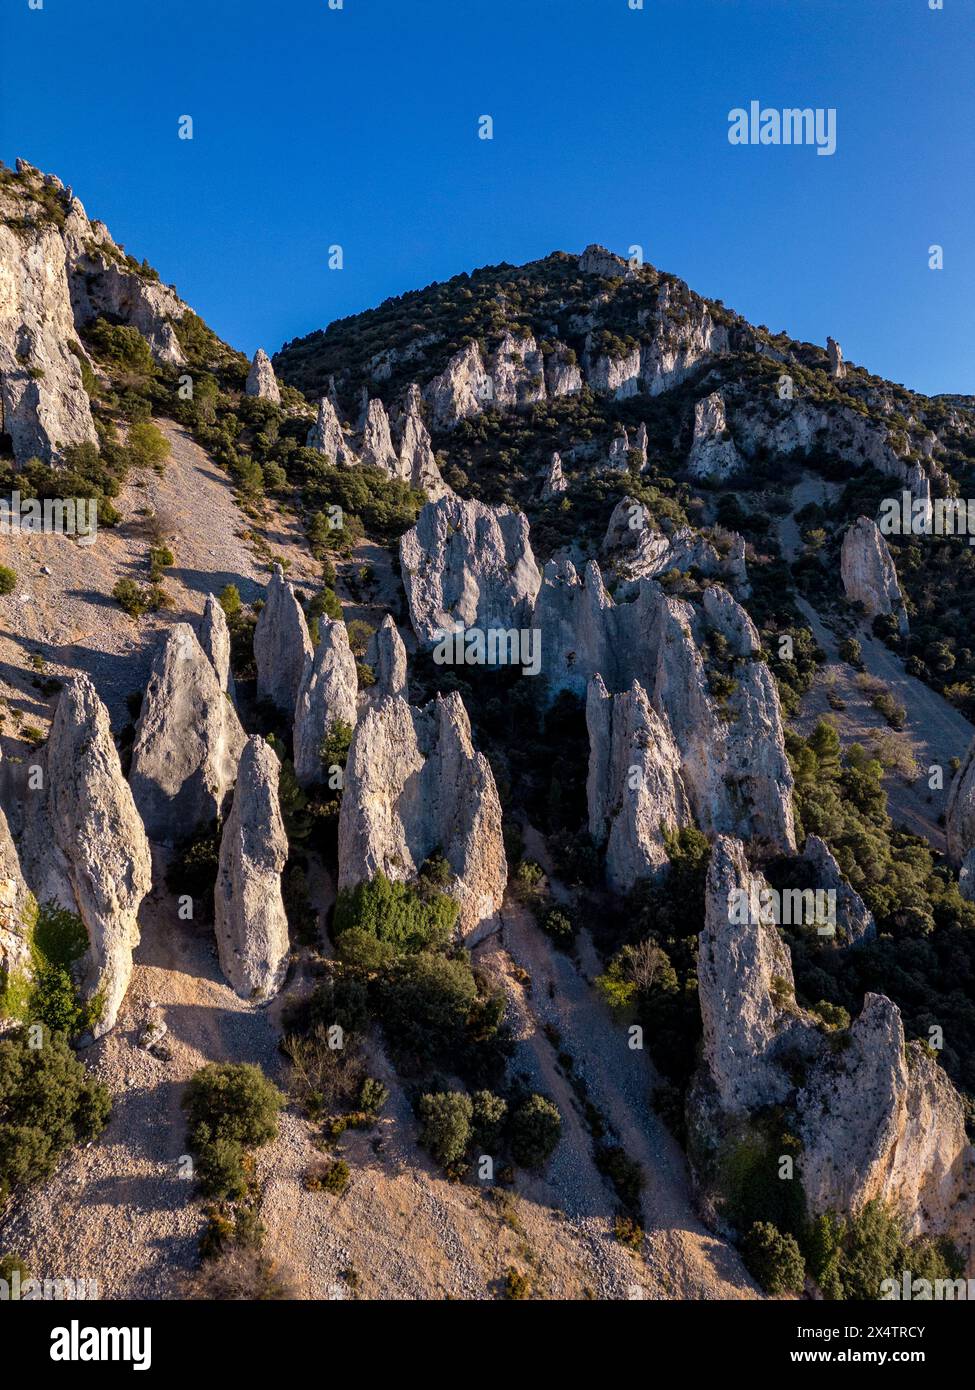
359, 1077, 390, 1115
377, 952, 478, 1069
471, 1089, 508, 1150
148, 545, 174, 580
195, 1137, 249, 1201
166, 825, 221, 920
0, 1252, 30, 1285
86, 319, 156, 377
112, 577, 161, 619
510, 1094, 561, 1169
743, 1221, 806, 1295
332, 872, 458, 956
541, 907, 575, 948
0, 566, 16, 596
127, 420, 170, 470
0, 1027, 110, 1198
2, 902, 101, 1038
838, 637, 863, 668
183, 1063, 283, 1151
304, 1157, 350, 1195
417, 1091, 473, 1166
595, 1144, 645, 1210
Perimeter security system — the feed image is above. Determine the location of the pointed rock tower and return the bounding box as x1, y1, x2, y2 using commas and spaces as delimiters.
253, 565, 314, 719
129, 624, 246, 843
245, 348, 281, 403
214, 737, 290, 999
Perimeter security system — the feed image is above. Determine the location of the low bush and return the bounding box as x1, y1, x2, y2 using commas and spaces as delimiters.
509, 1094, 562, 1169
417, 1090, 472, 1166
0, 1027, 110, 1199
183, 1063, 282, 1201
743, 1221, 806, 1295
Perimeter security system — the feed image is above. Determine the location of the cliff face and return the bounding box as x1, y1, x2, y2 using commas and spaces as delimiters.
129, 624, 246, 845
690, 836, 974, 1256
695, 837, 810, 1115
253, 565, 314, 719
602, 497, 748, 595
536, 563, 795, 853
401, 494, 542, 645
245, 348, 280, 403
292, 616, 359, 788
687, 392, 742, 481
214, 737, 290, 1000
0, 780, 31, 988
586, 676, 691, 895
796, 993, 971, 1241
0, 159, 193, 465
0, 174, 98, 463
365, 614, 408, 702
20, 677, 152, 1036
840, 516, 909, 633
338, 692, 507, 940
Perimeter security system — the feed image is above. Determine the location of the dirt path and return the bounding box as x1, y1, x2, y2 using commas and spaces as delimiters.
486, 884, 758, 1300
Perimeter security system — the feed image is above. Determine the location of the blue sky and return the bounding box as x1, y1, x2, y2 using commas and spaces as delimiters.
3, 0, 972, 396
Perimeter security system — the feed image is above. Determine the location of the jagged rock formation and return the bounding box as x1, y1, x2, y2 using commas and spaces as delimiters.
827, 335, 846, 380
401, 494, 542, 645
423, 341, 493, 430
586, 676, 690, 894
21, 677, 152, 1036
696, 837, 811, 1114
544, 343, 582, 397
840, 516, 908, 634
540, 451, 567, 499
603, 497, 748, 593
578, 244, 633, 279
800, 834, 875, 945
338, 693, 506, 939
535, 563, 795, 851
585, 338, 642, 400
394, 383, 448, 496
253, 565, 314, 718
365, 614, 408, 701
307, 394, 356, 464
488, 330, 546, 408
583, 281, 728, 401
62, 186, 187, 367
129, 624, 246, 844
687, 392, 742, 481
0, 160, 197, 464
690, 837, 973, 1252
245, 348, 280, 403
796, 993, 970, 1238
0, 176, 98, 463
214, 737, 289, 999
200, 592, 235, 698
946, 734, 975, 900
360, 396, 400, 473
293, 617, 359, 788
734, 397, 924, 489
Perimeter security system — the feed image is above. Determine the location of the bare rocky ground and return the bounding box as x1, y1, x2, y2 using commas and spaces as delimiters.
0, 420, 318, 743
776, 476, 973, 845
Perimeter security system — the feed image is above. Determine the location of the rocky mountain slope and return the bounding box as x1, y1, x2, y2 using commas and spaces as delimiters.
2, 160, 974, 1302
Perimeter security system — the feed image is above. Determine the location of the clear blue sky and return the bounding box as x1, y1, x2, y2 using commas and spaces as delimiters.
3, 0, 972, 396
